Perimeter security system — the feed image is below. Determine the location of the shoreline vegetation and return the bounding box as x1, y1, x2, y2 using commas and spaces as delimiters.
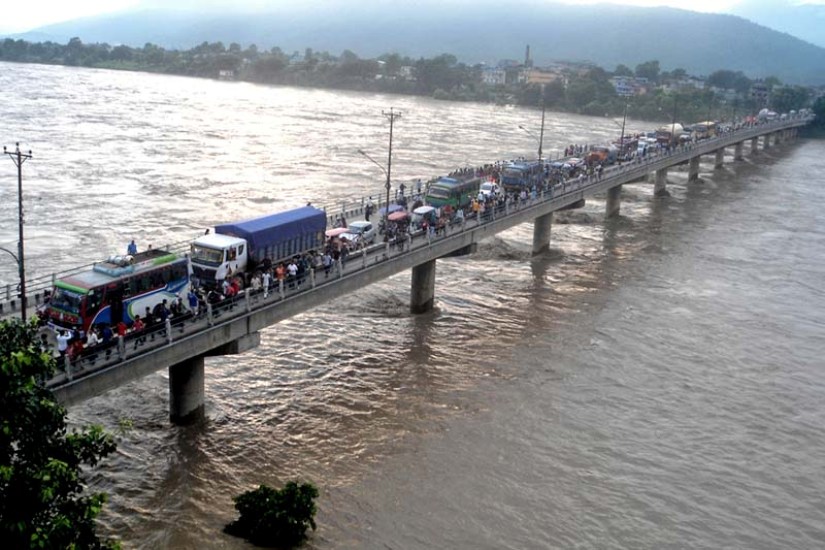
1, 37, 821, 127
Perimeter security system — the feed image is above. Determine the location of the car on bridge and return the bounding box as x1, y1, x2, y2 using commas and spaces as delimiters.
340, 220, 377, 249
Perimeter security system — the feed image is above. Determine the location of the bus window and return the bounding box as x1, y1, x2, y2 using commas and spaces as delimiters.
238, 244, 245, 257
86, 289, 103, 316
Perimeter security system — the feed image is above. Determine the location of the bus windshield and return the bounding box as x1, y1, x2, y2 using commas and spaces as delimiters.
190, 244, 224, 266
50, 287, 84, 314
427, 186, 452, 199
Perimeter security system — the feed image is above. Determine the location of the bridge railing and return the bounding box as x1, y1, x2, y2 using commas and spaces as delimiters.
5, 116, 811, 322
46, 115, 814, 390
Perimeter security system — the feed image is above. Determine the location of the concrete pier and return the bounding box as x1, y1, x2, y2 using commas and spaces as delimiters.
654, 168, 668, 196
763, 134, 771, 149
532, 212, 553, 255
751, 137, 759, 154
410, 259, 436, 314
734, 141, 744, 161
605, 185, 622, 218
688, 157, 700, 181
169, 355, 205, 424
714, 148, 725, 169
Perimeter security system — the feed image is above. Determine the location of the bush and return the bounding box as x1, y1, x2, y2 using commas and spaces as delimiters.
224, 481, 319, 548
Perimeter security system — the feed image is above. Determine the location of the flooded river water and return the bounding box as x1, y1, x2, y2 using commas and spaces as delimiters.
2, 61, 824, 549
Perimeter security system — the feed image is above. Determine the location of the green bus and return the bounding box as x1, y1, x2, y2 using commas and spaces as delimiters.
424, 176, 482, 208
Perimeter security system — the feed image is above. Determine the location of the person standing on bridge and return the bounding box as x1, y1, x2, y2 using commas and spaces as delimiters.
56, 329, 72, 360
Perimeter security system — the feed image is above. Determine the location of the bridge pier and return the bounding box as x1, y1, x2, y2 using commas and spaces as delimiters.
410, 259, 436, 314
714, 148, 725, 169
763, 134, 771, 150
734, 141, 744, 161
654, 168, 668, 196
532, 212, 553, 255
169, 355, 205, 425
688, 157, 700, 182
605, 185, 622, 218
751, 137, 759, 154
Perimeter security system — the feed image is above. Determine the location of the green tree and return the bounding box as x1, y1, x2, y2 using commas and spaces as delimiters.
812, 96, 825, 129
0, 320, 118, 548
613, 64, 633, 77
771, 86, 810, 113
634, 60, 660, 82
225, 481, 319, 548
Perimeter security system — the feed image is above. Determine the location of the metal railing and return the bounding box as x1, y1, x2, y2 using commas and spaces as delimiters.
2, 116, 811, 321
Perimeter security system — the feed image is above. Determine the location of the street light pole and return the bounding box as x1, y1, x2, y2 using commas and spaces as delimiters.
619, 100, 629, 163
3, 143, 32, 322
382, 108, 401, 227
670, 95, 678, 148
538, 87, 546, 161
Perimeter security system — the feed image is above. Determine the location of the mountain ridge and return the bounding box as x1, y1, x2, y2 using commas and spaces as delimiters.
8, 2, 825, 85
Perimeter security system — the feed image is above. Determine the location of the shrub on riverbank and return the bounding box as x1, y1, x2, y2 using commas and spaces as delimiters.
224, 481, 319, 548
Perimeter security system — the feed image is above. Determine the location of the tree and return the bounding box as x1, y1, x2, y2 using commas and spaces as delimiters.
634, 60, 660, 82
771, 86, 810, 114
0, 320, 118, 548
812, 96, 825, 130
224, 481, 319, 548
613, 64, 633, 77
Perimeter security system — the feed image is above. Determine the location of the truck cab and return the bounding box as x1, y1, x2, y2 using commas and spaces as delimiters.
190, 233, 248, 286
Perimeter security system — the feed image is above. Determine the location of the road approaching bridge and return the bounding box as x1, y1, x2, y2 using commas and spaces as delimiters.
3, 117, 812, 423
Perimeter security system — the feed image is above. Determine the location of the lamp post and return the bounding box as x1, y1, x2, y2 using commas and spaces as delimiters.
538, 87, 546, 161
358, 108, 401, 233
3, 143, 32, 322
670, 95, 679, 148
618, 100, 629, 163
518, 125, 542, 161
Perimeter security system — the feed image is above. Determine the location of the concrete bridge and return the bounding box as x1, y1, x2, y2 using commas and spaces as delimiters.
5, 116, 811, 423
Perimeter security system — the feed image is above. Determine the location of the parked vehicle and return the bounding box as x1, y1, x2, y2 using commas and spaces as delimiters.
411, 205, 438, 229
500, 161, 543, 192
656, 123, 685, 147
190, 205, 327, 286
479, 181, 500, 198
339, 220, 377, 249
424, 176, 481, 208
42, 249, 190, 332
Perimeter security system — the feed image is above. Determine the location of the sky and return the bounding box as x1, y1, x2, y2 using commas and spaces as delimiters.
1, 0, 824, 34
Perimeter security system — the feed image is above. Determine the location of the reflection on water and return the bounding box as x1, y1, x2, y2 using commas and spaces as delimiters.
2, 62, 825, 549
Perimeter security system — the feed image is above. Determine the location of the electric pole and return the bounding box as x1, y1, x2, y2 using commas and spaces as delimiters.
382, 108, 401, 226
3, 143, 32, 322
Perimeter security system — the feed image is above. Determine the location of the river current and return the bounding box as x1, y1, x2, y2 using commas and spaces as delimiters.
1, 61, 824, 549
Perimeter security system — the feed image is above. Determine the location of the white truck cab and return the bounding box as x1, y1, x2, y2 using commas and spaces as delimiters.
190, 233, 248, 285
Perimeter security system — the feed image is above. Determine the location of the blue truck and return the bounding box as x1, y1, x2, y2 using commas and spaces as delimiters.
190, 206, 327, 285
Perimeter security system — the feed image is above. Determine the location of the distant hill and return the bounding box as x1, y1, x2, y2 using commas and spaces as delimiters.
732, 0, 825, 49
12, 2, 825, 85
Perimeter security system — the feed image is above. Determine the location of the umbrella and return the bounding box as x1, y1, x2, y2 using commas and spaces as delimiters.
388, 211, 409, 221
378, 204, 405, 216
325, 227, 349, 238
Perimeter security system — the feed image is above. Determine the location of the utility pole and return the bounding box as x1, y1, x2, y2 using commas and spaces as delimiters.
382, 108, 401, 227
538, 86, 546, 161
670, 95, 678, 148
3, 143, 32, 322
619, 100, 629, 163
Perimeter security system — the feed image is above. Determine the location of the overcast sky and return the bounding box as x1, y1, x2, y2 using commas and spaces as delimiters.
1, 0, 823, 34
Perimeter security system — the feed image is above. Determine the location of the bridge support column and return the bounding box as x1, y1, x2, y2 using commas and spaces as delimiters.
734, 141, 744, 161
532, 212, 553, 255
654, 168, 668, 196
169, 355, 205, 425
763, 134, 771, 149
714, 148, 724, 169
751, 137, 759, 154
688, 156, 700, 182
605, 185, 622, 218
410, 259, 436, 314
